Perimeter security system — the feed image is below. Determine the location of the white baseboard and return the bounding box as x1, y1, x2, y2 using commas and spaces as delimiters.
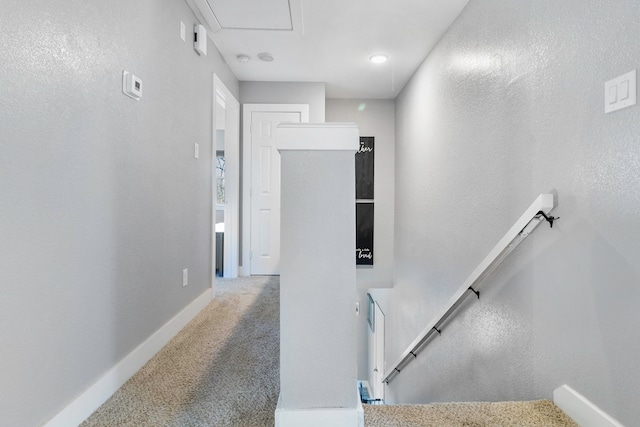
275, 388, 364, 427
553, 384, 625, 427
44, 288, 213, 427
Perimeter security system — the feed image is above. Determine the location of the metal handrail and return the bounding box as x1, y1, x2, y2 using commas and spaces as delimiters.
382, 194, 557, 384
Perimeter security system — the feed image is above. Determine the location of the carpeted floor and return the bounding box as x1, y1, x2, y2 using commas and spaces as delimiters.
81, 276, 280, 427
364, 400, 578, 427
81, 275, 578, 427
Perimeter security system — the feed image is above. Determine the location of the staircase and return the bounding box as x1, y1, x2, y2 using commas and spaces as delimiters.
362, 196, 572, 426
363, 400, 577, 427
362, 195, 622, 427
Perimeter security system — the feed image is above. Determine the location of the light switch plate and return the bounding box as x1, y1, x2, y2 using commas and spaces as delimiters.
182, 268, 188, 287
605, 70, 636, 113
180, 21, 186, 42
194, 143, 199, 159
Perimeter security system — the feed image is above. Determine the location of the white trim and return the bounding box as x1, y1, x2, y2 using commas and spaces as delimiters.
185, 0, 303, 36
184, 0, 222, 34
213, 74, 240, 281
372, 302, 386, 401
553, 385, 625, 427
275, 389, 364, 427
276, 123, 359, 152
241, 104, 309, 276
44, 289, 212, 427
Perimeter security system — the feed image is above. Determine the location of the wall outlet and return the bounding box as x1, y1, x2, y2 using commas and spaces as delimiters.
182, 268, 188, 287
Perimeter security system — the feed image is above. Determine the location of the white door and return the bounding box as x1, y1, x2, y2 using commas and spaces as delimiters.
372, 302, 385, 401
246, 108, 307, 275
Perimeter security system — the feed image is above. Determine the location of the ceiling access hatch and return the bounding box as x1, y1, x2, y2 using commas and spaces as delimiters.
207, 0, 293, 30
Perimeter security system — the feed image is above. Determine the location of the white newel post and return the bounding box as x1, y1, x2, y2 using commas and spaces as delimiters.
275, 123, 363, 427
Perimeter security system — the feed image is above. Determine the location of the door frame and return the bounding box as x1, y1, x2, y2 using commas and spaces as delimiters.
372, 301, 385, 401
241, 104, 309, 276
212, 74, 240, 283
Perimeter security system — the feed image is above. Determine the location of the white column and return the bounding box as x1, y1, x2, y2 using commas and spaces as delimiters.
275, 123, 363, 427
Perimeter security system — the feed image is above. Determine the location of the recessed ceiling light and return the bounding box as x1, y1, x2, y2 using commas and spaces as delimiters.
369, 53, 389, 64
258, 52, 274, 62
237, 54, 250, 63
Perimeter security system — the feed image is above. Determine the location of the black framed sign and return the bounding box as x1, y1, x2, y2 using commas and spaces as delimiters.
356, 202, 374, 266
355, 136, 374, 200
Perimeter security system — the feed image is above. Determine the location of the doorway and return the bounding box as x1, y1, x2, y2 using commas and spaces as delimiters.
213, 74, 240, 280
368, 299, 385, 401
241, 104, 309, 276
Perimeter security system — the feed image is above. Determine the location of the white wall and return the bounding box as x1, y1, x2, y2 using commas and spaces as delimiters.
325, 100, 395, 289
326, 99, 395, 380
240, 82, 326, 123
389, 0, 640, 425
279, 141, 357, 410
0, 0, 238, 425
237, 82, 326, 269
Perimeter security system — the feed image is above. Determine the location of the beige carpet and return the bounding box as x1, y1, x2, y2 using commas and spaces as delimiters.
81, 276, 280, 427
364, 400, 578, 427
82, 275, 578, 427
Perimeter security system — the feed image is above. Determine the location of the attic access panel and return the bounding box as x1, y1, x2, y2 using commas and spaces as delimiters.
207, 0, 293, 30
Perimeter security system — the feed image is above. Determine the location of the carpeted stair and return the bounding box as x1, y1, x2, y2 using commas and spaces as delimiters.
364, 400, 578, 427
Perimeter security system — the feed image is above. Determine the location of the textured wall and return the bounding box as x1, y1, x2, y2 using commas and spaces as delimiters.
325, 99, 395, 381
389, 0, 640, 425
280, 146, 357, 410
325, 99, 395, 289
0, 0, 238, 425
240, 82, 326, 123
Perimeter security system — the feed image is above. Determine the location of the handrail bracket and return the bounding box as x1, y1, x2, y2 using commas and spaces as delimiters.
536, 210, 559, 228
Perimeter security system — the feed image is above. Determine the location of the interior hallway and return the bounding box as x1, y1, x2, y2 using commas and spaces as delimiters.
81, 276, 279, 427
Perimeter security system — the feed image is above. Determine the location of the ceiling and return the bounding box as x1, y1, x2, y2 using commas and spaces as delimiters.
188, 0, 469, 99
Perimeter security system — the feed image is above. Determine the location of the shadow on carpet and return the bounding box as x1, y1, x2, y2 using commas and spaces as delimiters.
81, 276, 280, 427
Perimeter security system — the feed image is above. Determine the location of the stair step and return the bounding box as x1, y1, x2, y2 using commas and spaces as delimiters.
363, 400, 577, 427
